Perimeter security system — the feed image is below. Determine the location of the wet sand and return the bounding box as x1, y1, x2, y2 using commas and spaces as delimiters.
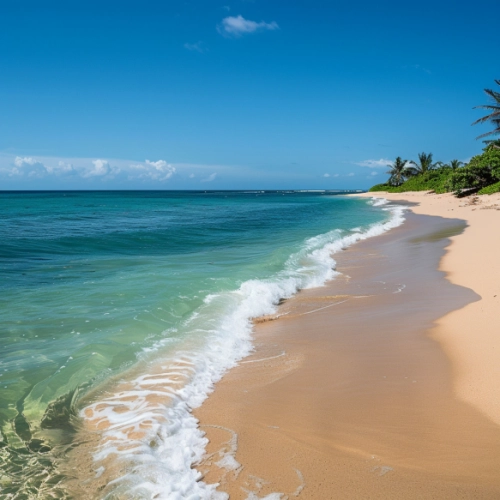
194, 204, 500, 498
356, 192, 500, 427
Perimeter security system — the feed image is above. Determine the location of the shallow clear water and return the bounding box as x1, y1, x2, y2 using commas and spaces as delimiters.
0, 190, 400, 498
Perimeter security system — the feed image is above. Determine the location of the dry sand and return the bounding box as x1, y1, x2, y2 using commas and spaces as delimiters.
194, 192, 500, 499
356, 191, 500, 426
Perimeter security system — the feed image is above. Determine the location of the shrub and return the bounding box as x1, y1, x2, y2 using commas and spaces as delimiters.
368, 168, 454, 194
368, 146, 500, 197
478, 181, 500, 195
397, 168, 453, 193
448, 145, 500, 194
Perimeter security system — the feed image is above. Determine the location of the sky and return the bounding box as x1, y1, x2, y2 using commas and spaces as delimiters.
1, 0, 499, 190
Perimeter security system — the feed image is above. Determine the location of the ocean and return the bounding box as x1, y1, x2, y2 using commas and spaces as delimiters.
0, 190, 404, 498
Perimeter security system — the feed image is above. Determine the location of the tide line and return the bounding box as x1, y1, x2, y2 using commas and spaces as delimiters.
241, 352, 286, 364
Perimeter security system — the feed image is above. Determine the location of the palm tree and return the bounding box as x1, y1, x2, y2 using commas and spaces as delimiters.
449, 159, 464, 170
386, 157, 411, 186
410, 152, 434, 175
472, 80, 500, 145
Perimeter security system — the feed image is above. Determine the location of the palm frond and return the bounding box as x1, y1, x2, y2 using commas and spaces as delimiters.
476, 129, 500, 139
473, 80, 500, 139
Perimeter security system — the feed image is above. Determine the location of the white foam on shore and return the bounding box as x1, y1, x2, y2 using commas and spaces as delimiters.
80, 197, 405, 499
371, 197, 390, 207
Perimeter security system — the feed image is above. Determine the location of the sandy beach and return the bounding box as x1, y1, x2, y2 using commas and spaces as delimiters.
357, 191, 500, 427
194, 192, 500, 499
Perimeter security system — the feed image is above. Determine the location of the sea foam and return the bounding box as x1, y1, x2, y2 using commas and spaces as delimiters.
80, 197, 404, 499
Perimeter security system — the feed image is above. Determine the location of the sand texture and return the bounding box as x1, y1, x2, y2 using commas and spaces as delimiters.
357, 191, 500, 426
194, 193, 500, 499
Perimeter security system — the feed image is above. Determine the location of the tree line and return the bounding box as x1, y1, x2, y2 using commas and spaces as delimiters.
370, 80, 500, 196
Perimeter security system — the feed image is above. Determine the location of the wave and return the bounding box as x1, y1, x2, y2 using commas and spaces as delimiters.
79, 197, 405, 499
370, 197, 390, 207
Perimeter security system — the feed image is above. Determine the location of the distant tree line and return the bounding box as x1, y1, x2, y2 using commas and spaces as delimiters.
370, 80, 500, 196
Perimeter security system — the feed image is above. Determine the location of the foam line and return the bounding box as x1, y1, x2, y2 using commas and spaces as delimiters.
80, 198, 406, 498
299, 298, 349, 315
241, 352, 286, 364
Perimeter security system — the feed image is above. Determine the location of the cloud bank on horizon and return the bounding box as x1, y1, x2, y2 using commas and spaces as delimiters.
0, 153, 372, 189
1, 156, 177, 184
1, 151, 473, 189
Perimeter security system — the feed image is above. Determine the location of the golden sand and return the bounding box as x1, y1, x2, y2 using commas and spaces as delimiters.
194, 193, 500, 499
358, 191, 500, 425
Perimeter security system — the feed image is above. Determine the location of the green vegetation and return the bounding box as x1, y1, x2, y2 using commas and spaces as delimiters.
478, 181, 500, 195
369, 167, 454, 194
368, 79, 500, 197
449, 159, 464, 170
386, 157, 412, 186
411, 152, 435, 175
447, 145, 500, 194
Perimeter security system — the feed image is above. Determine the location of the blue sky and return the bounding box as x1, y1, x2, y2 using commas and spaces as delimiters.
1, 0, 499, 190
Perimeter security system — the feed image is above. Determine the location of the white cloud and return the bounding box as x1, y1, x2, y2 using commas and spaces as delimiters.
184, 41, 206, 53
145, 159, 175, 181
11, 157, 48, 177
78, 159, 122, 179
3, 156, 74, 178
83, 159, 111, 177
347, 173, 355, 177
217, 15, 279, 37
323, 173, 330, 177
130, 159, 176, 181
333, 173, 339, 177
45, 161, 75, 174
355, 158, 392, 168
201, 172, 217, 182
0, 155, 180, 184
371, 171, 378, 176
14, 156, 37, 168
0, 154, 266, 187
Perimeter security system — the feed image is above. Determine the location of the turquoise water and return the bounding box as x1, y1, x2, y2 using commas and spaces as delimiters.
0, 191, 398, 498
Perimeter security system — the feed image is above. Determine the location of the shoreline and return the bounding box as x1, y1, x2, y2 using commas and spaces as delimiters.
194, 192, 500, 498
58, 195, 406, 498
355, 191, 500, 426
